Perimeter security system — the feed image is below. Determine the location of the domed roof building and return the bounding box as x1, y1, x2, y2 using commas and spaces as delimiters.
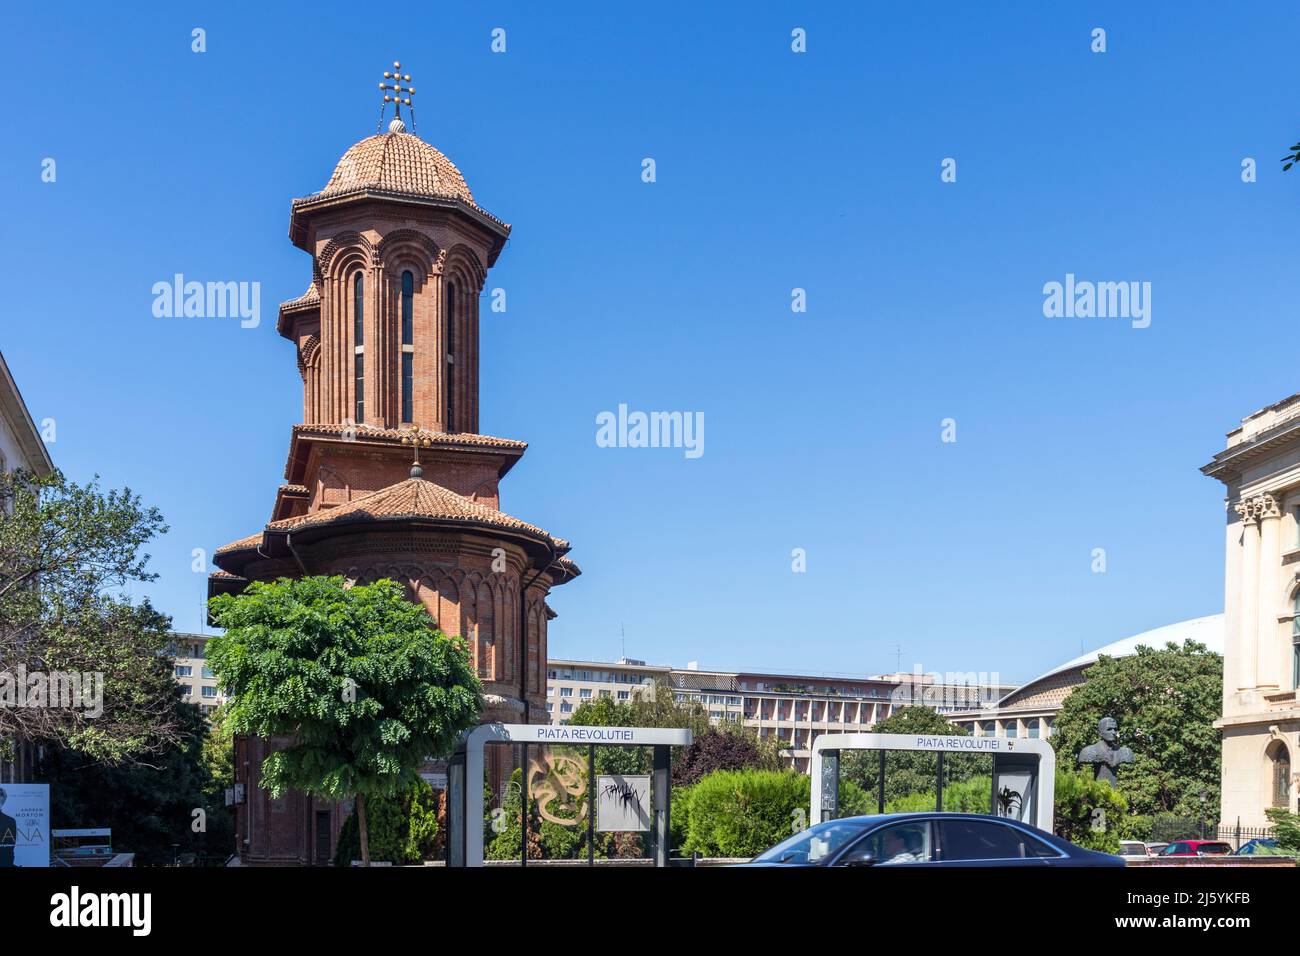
315, 131, 477, 205
949, 615, 1224, 739
210, 76, 578, 865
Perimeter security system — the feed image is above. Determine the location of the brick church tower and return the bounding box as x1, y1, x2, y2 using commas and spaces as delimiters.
209, 71, 578, 864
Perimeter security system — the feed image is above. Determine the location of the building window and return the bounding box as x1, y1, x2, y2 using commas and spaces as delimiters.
1027, 723, 1040, 739
1293, 595, 1300, 690
401, 270, 414, 423
444, 281, 456, 428
174, 665, 192, 677
201, 687, 218, 699
1005, 723, 1018, 739
579, 688, 592, 699
560, 687, 572, 697
1270, 742, 1291, 808
353, 272, 365, 421
202, 666, 214, 679
618, 691, 629, 701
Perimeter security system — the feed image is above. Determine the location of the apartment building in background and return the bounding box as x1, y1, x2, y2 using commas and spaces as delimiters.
546, 658, 671, 721
546, 657, 1013, 773
168, 633, 227, 714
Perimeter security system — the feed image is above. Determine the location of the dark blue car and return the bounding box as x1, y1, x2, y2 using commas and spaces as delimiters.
738, 813, 1124, 867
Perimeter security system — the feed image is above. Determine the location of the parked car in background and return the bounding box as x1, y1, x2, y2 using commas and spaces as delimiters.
1119, 841, 1150, 859
1145, 842, 1169, 856
1234, 838, 1281, 856
1158, 840, 1232, 857
738, 813, 1124, 868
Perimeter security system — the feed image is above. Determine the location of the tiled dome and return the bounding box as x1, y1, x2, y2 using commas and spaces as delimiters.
318, 132, 475, 205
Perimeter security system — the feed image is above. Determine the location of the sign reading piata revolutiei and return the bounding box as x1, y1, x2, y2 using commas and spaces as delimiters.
913, 735, 1014, 752
495, 724, 693, 747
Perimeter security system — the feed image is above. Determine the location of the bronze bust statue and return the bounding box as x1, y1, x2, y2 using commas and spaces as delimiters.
1077, 716, 1133, 786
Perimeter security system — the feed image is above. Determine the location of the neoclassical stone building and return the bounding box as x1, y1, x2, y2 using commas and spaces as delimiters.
209, 117, 578, 864
1203, 394, 1300, 829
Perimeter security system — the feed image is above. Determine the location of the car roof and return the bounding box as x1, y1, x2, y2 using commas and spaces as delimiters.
831, 812, 1046, 828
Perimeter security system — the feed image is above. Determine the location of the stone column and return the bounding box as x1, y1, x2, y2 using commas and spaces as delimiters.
1235, 498, 1260, 691
1257, 494, 1283, 690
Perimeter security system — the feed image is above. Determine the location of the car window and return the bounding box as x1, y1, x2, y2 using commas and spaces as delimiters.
1201, 843, 1231, 855
752, 820, 869, 864
1162, 843, 1187, 855
937, 819, 1057, 861
840, 821, 933, 866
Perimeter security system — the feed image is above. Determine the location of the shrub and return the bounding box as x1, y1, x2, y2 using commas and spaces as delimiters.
1265, 808, 1300, 853
669, 785, 692, 852
884, 776, 993, 814
683, 769, 810, 858
1053, 768, 1127, 854
334, 780, 440, 865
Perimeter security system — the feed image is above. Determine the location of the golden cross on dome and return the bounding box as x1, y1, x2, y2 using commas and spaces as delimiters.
377, 60, 417, 133
399, 425, 435, 478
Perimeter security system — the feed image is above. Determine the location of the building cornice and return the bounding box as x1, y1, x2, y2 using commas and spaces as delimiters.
289, 190, 510, 265
1202, 413, 1300, 484
0, 351, 53, 476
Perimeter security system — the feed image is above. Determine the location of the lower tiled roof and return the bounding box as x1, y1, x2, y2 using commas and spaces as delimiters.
268, 476, 568, 549
292, 423, 527, 451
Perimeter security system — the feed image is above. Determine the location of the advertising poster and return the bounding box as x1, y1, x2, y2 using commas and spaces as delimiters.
0, 783, 50, 868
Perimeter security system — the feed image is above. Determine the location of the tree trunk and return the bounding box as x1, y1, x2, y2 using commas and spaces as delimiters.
356, 793, 370, 867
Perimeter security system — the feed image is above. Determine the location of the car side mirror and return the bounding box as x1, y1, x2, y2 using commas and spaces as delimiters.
844, 852, 877, 868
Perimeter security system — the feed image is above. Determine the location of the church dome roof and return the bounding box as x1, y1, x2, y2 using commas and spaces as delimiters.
316, 131, 476, 206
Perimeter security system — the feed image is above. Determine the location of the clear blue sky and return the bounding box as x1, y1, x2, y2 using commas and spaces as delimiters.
4, 2, 1297, 684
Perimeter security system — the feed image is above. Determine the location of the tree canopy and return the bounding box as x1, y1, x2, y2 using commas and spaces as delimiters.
206, 575, 483, 863
0, 468, 181, 763
1050, 639, 1221, 818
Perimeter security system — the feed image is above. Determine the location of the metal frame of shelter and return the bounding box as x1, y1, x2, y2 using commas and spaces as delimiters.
810, 733, 1056, 832
447, 723, 693, 867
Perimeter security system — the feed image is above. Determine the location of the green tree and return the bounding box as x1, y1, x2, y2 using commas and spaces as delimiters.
0, 469, 182, 763
1264, 808, 1300, 853
206, 575, 482, 865
841, 706, 981, 806
202, 704, 235, 794
1050, 640, 1221, 818
38, 697, 235, 865
569, 684, 782, 778
333, 780, 440, 865
1053, 767, 1128, 854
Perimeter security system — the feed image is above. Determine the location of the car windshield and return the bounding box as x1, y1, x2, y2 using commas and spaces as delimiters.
752, 820, 870, 864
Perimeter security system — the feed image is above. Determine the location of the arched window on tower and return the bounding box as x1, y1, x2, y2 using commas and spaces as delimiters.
401, 270, 414, 423
353, 271, 365, 422
445, 280, 456, 431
